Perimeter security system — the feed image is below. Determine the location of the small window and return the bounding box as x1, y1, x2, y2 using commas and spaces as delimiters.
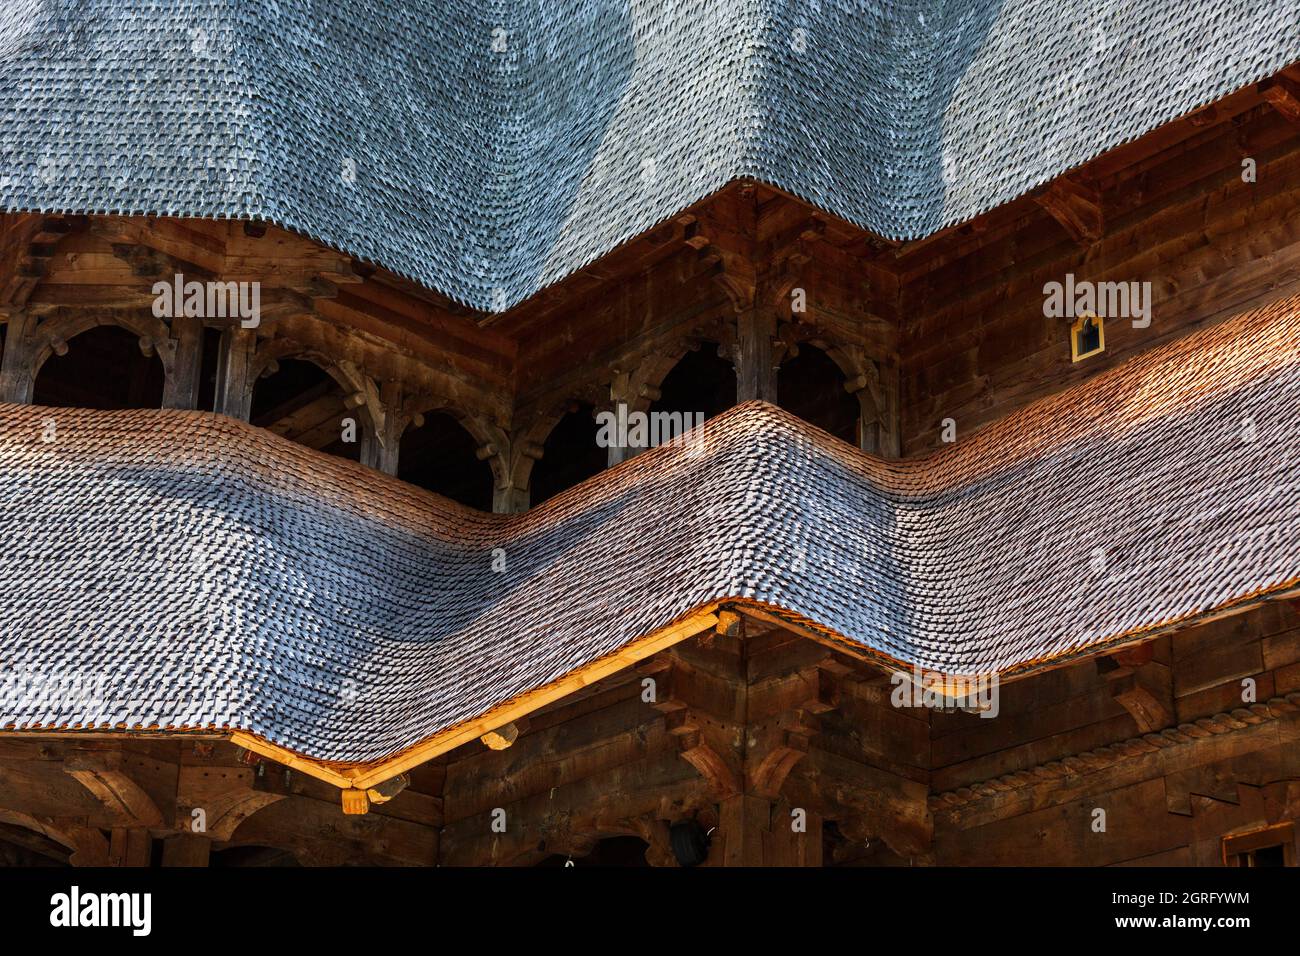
1222, 822, 1295, 867
1071, 312, 1105, 363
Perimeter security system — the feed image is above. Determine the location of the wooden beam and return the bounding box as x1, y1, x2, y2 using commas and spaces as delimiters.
479, 722, 519, 750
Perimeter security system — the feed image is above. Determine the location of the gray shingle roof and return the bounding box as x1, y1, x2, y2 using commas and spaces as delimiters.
2, 293, 1298, 764
2, 1, 1298, 310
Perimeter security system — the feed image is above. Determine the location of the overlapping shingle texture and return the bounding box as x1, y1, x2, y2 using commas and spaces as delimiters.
2, 0, 1299, 309
2, 297, 1299, 764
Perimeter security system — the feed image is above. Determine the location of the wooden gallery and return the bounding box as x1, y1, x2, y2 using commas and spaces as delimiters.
0, 3, 1298, 867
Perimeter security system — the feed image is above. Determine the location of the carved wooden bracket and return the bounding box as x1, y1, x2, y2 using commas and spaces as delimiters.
63, 751, 164, 828
1032, 174, 1104, 244
1100, 643, 1173, 734
196, 788, 288, 841
666, 712, 742, 798
1259, 75, 1300, 126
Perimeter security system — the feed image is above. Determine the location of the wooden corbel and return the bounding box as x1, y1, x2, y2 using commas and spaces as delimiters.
1032, 174, 1103, 244
1259, 75, 1300, 126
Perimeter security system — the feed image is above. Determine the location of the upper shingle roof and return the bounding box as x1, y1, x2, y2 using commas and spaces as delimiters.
2, 0, 1298, 309
2, 293, 1298, 766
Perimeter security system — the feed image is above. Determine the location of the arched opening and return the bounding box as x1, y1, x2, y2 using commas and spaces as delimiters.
209, 845, 302, 867
0, 821, 72, 867
528, 403, 605, 506
33, 324, 166, 410
251, 358, 367, 462
778, 344, 859, 444
649, 342, 735, 424
536, 835, 651, 867
398, 411, 494, 510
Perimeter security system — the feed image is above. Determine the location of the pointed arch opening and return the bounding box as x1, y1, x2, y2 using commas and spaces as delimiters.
649, 341, 736, 424
251, 357, 369, 462
33, 324, 166, 410
777, 343, 859, 445
398, 410, 494, 510
528, 402, 605, 506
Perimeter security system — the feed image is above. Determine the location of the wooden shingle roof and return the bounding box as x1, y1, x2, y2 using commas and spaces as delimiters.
2, 296, 1298, 771
1, 1, 1298, 309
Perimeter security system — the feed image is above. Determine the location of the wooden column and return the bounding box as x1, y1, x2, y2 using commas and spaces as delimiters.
213, 326, 255, 420
495, 436, 535, 513
359, 429, 382, 470
735, 308, 777, 404
715, 795, 823, 866
107, 827, 152, 867
377, 444, 400, 475
0, 310, 36, 404
717, 794, 769, 865
879, 363, 900, 458
375, 381, 405, 476
161, 315, 204, 410
607, 372, 632, 468
494, 483, 529, 513
852, 360, 900, 458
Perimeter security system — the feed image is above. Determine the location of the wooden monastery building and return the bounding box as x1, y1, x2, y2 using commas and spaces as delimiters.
0, 1, 1299, 868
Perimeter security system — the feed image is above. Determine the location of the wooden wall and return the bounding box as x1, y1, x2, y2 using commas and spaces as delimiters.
0, 602, 1296, 866
932, 600, 1300, 865
900, 100, 1300, 455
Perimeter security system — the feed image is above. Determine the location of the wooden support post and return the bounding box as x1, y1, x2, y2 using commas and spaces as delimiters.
0, 310, 36, 403
213, 326, 256, 420
874, 362, 900, 458
716, 795, 820, 866
850, 360, 900, 458
107, 828, 152, 867
606, 371, 636, 467
768, 802, 823, 866
717, 794, 769, 866
160, 833, 210, 867
161, 315, 204, 410
496, 436, 534, 513
359, 428, 382, 470
494, 484, 529, 514
375, 381, 405, 476
735, 308, 777, 404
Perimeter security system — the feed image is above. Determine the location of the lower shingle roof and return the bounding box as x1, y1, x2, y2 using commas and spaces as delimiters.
2, 296, 1299, 765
